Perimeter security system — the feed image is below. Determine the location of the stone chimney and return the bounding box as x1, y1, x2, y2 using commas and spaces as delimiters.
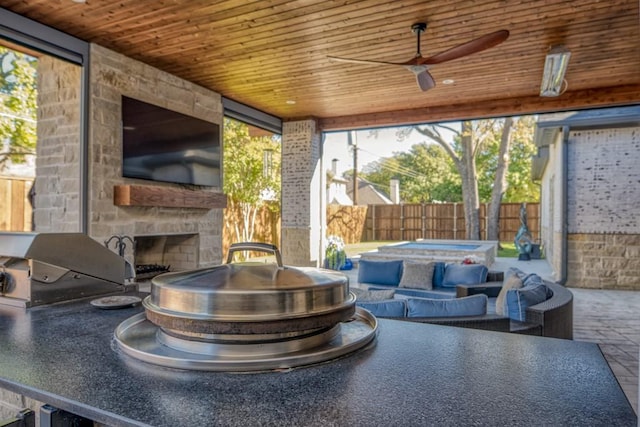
390, 179, 400, 204
331, 158, 339, 176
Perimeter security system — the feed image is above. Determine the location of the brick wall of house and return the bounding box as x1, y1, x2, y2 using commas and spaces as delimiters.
567, 128, 640, 234
565, 127, 640, 289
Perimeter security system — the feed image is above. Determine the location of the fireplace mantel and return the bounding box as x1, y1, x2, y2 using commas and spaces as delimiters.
114, 184, 227, 209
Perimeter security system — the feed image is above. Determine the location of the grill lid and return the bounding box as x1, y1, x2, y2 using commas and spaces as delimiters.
143, 243, 354, 334
144, 264, 353, 320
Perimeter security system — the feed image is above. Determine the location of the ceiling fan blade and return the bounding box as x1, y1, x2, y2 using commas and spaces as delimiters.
327, 55, 406, 67
406, 65, 436, 91
420, 30, 509, 65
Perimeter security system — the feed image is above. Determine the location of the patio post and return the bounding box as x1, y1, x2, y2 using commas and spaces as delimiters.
280, 119, 325, 267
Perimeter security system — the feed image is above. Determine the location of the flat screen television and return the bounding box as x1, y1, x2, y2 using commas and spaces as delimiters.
121, 96, 221, 187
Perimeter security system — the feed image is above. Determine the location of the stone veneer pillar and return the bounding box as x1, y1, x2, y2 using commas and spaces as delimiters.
281, 120, 325, 267
35, 56, 83, 232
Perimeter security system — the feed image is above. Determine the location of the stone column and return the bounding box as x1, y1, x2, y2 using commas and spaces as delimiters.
35, 56, 83, 232
281, 120, 325, 267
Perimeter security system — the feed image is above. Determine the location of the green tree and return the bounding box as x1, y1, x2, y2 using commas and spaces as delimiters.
503, 116, 538, 202
365, 117, 537, 240
223, 118, 281, 256
362, 143, 460, 203
0, 47, 37, 170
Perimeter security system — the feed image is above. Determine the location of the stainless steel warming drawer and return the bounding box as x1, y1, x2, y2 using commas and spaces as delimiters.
0, 232, 134, 308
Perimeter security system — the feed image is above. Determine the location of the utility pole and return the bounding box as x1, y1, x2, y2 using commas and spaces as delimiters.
348, 131, 358, 205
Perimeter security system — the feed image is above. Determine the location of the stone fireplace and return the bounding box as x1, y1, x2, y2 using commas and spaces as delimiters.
134, 233, 199, 272
35, 43, 320, 270
34, 44, 226, 270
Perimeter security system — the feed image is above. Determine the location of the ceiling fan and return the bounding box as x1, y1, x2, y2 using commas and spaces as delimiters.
327, 23, 509, 91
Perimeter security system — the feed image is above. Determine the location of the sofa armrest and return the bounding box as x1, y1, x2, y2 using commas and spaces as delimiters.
456, 281, 503, 298
524, 281, 573, 339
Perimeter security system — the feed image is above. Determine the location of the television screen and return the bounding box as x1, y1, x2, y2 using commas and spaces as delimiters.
121, 96, 221, 187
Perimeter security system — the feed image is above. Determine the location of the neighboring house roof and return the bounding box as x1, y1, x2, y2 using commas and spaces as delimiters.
328, 192, 353, 205
536, 106, 640, 131
346, 177, 392, 205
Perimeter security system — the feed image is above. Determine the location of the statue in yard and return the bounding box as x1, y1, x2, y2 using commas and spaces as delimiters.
514, 203, 532, 260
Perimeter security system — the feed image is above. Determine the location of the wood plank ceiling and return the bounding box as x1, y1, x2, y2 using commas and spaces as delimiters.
2, 0, 639, 130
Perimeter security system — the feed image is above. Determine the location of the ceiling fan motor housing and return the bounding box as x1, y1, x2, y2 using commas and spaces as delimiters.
411, 23, 427, 34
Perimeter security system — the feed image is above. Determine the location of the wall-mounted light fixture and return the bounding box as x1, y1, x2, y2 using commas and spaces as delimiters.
539, 45, 571, 97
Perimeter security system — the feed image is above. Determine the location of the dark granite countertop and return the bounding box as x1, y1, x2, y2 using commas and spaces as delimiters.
0, 293, 636, 427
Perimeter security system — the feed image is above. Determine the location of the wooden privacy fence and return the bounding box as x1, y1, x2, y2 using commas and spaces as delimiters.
222, 204, 281, 258
326, 205, 368, 244
362, 202, 539, 242
0, 177, 34, 232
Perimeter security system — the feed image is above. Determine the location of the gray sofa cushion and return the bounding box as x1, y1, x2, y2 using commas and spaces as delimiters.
399, 261, 435, 290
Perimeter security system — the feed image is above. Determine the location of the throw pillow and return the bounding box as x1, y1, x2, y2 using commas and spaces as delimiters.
522, 273, 545, 287
350, 287, 396, 301
505, 283, 549, 321
441, 264, 489, 288
356, 299, 406, 317
495, 273, 524, 316
357, 259, 403, 286
398, 261, 435, 290
405, 294, 488, 318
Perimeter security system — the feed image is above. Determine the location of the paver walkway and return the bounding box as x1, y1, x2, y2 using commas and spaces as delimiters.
570, 288, 639, 414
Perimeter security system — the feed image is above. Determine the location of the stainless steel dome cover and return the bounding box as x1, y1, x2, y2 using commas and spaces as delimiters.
143, 243, 354, 326
115, 243, 376, 372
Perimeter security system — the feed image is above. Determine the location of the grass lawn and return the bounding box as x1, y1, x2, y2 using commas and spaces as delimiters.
345, 241, 521, 258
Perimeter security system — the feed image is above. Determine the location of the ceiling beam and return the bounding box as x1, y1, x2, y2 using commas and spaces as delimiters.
317, 84, 640, 131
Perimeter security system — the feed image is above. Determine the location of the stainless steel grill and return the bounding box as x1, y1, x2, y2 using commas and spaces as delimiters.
114, 243, 377, 372
0, 232, 135, 308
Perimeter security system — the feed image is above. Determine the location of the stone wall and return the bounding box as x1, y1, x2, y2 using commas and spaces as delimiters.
35, 56, 82, 232
567, 233, 640, 290
88, 44, 225, 267
33, 44, 224, 268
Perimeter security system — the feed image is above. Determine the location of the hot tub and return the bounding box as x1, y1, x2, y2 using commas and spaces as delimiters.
359, 239, 498, 266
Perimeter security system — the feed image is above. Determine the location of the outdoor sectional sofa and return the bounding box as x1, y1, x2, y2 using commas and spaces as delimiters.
352, 259, 573, 339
